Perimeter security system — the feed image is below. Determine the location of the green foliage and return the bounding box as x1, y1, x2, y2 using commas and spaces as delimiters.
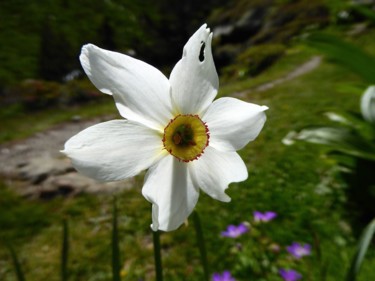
346, 218, 375, 281
223, 44, 286, 80
287, 31, 375, 234
61, 220, 69, 281
0, 184, 54, 243
0, 0, 155, 84
306, 32, 375, 84
39, 20, 75, 81
112, 198, 121, 281
0, 85, 117, 143
0, 0, 227, 85
7, 244, 26, 281
286, 123, 375, 161
284, 103, 375, 233
192, 211, 209, 281
222, 219, 312, 281
351, 4, 375, 24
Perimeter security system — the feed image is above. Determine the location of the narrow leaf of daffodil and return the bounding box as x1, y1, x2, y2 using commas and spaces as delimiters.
112, 197, 121, 281
7, 244, 26, 281
61, 219, 69, 281
192, 211, 209, 281
346, 217, 375, 281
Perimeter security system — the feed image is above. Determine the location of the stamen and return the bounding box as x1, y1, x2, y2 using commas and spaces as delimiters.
173, 133, 182, 145
163, 114, 209, 162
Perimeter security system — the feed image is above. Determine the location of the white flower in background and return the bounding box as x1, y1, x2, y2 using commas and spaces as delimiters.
361, 85, 375, 124
62, 24, 268, 231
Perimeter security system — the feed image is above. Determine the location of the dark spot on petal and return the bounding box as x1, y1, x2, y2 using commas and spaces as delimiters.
199, 41, 205, 62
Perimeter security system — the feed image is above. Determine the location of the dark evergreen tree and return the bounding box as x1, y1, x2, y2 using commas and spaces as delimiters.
38, 18, 74, 81
97, 17, 116, 51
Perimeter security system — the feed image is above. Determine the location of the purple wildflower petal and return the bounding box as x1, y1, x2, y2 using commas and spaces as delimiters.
212, 273, 221, 281
220, 225, 236, 237
237, 223, 249, 233
221, 223, 248, 238
279, 269, 302, 281
287, 242, 312, 259
253, 211, 263, 222
263, 211, 277, 221
253, 211, 277, 222
212, 271, 236, 281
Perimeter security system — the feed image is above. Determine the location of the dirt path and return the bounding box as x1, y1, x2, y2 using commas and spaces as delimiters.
0, 116, 135, 198
0, 56, 321, 198
233, 56, 321, 98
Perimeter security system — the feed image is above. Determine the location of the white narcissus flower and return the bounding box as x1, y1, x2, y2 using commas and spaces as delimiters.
62, 24, 268, 231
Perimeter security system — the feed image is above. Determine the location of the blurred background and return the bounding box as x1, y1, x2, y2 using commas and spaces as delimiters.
1, 0, 375, 280
0, 0, 333, 111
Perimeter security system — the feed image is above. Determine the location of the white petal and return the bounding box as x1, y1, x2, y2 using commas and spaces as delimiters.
203, 97, 268, 151
361, 85, 375, 124
62, 120, 165, 181
142, 156, 199, 231
169, 24, 219, 115
80, 44, 173, 130
189, 146, 248, 202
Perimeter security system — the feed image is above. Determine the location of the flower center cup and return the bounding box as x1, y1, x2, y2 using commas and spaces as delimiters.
163, 114, 209, 162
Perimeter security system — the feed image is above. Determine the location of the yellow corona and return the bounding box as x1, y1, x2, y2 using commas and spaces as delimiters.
163, 114, 209, 162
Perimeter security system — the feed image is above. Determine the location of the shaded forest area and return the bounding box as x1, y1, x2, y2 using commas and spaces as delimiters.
0, 0, 225, 85
0, 0, 370, 110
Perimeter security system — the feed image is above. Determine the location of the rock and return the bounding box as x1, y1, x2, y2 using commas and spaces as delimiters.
213, 6, 269, 44
0, 116, 135, 199
36, 172, 134, 199
17, 155, 72, 182
10, 164, 135, 199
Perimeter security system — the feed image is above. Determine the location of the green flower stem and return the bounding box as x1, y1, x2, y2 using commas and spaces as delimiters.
192, 211, 209, 281
152, 230, 163, 281
7, 244, 26, 281
61, 219, 69, 281
112, 197, 121, 281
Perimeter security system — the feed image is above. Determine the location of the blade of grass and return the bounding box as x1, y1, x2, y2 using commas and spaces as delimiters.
346, 217, 375, 281
112, 197, 121, 281
152, 230, 163, 281
61, 219, 69, 281
7, 244, 26, 281
192, 211, 209, 281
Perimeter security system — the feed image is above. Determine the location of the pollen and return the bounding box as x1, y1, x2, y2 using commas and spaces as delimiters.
163, 114, 209, 162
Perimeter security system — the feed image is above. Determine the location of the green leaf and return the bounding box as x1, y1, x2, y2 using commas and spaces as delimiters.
61, 219, 69, 281
346, 217, 375, 281
152, 230, 163, 281
192, 211, 209, 281
7, 244, 26, 281
112, 197, 121, 281
290, 126, 375, 161
324, 111, 375, 139
351, 4, 375, 23
306, 32, 375, 84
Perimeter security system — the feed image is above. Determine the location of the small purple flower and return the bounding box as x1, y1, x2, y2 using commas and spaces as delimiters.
221, 223, 249, 238
253, 211, 277, 222
287, 242, 311, 259
279, 269, 302, 281
212, 271, 236, 281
